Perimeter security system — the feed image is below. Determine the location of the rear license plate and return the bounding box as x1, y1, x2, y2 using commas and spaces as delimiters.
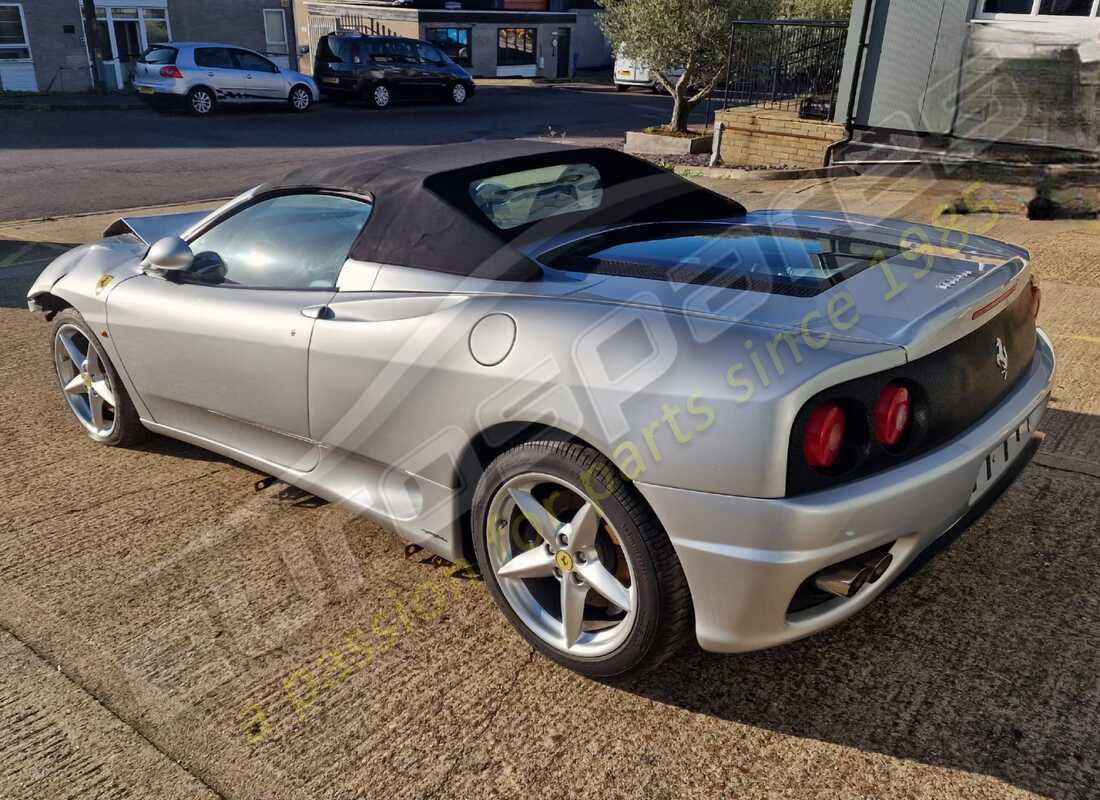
969, 407, 1040, 504
322, 77, 340, 85
138, 86, 154, 95
618, 71, 631, 77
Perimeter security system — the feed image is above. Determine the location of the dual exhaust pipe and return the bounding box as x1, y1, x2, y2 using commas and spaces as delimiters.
813, 549, 894, 599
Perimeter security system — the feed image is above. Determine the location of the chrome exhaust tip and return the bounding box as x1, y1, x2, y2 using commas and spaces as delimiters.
864, 552, 893, 584
813, 562, 872, 598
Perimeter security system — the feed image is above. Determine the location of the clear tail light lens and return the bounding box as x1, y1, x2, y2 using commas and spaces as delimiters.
874, 384, 910, 447
804, 403, 846, 468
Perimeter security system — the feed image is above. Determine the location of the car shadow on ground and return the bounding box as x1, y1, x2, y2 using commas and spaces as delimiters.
614, 411, 1100, 799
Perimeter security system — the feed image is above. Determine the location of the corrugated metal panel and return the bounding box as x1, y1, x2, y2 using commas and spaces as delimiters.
856, 0, 970, 134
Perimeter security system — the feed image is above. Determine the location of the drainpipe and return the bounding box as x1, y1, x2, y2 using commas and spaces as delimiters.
825, 0, 876, 166
80, 0, 106, 93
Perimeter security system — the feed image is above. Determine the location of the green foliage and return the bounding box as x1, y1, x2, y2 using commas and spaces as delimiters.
778, 0, 852, 18
597, 0, 853, 130
598, 0, 775, 83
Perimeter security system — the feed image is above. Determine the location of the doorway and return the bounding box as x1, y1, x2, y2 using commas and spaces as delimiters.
554, 27, 572, 79
94, 6, 172, 90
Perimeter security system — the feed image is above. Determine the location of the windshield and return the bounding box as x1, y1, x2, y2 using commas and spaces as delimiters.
540, 223, 902, 297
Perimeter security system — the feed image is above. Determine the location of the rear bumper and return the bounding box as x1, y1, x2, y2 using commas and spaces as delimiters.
133, 79, 186, 98
636, 330, 1056, 653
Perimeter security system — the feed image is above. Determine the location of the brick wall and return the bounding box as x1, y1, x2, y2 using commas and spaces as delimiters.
714, 107, 846, 168
169, 0, 298, 67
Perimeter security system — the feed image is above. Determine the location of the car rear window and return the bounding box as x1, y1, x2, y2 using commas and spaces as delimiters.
540, 224, 902, 297
321, 35, 354, 63
139, 45, 177, 65
469, 164, 604, 231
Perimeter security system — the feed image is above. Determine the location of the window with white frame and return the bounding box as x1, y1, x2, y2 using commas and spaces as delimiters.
263, 8, 288, 56
975, 0, 1100, 21
0, 3, 31, 61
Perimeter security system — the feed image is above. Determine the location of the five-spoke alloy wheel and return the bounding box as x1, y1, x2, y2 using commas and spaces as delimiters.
51, 309, 146, 447
473, 441, 693, 677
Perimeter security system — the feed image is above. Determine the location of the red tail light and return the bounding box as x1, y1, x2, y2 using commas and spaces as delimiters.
160, 65, 184, 79
874, 384, 910, 447
804, 404, 846, 468
1029, 277, 1042, 319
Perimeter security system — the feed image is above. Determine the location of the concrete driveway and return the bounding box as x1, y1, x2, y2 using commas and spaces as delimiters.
1, 175, 1099, 800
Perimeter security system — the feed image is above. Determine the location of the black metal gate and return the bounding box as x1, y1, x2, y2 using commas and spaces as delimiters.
717, 20, 849, 121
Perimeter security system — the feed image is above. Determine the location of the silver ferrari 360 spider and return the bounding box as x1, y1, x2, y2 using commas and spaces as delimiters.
28, 141, 1054, 677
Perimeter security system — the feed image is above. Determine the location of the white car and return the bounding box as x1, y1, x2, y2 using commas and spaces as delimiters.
133, 42, 320, 116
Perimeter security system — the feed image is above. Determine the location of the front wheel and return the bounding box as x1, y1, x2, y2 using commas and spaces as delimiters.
288, 84, 313, 112
472, 441, 693, 678
367, 83, 392, 110
50, 308, 147, 447
449, 82, 469, 106
187, 86, 216, 116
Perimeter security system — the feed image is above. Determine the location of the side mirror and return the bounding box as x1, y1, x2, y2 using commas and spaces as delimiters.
143, 236, 193, 273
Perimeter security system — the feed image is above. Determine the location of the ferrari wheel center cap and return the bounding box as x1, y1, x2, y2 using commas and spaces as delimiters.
81, 373, 92, 389
555, 550, 574, 572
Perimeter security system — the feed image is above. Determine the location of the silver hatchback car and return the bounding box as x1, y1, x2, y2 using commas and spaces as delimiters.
133, 42, 320, 116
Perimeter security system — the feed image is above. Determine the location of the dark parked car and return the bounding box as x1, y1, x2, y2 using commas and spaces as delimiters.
314, 33, 475, 109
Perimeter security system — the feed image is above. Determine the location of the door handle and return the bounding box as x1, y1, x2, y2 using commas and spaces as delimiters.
301, 305, 334, 320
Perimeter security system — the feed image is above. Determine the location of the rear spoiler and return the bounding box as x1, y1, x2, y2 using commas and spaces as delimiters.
103, 210, 209, 246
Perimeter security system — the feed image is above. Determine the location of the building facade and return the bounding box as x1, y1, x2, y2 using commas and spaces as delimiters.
0, 0, 298, 93
834, 0, 1100, 162
293, 0, 601, 81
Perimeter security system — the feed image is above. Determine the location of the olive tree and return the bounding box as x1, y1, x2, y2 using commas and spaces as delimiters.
598, 0, 852, 133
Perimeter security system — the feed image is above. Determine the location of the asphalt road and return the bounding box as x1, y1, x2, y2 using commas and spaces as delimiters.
2, 176, 1100, 799
0, 83, 704, 222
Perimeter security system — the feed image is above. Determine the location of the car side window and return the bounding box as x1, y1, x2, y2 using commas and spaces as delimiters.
184, 194, 373, 290
417, 43, 445, 66
388, 40, 417, 64
233, 49, 277, 73
194, 47, 233, 69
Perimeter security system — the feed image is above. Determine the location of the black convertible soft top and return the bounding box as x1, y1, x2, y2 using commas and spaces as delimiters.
261, 140, 747, 282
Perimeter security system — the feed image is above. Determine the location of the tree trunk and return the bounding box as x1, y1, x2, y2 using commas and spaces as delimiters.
668, 84, 694, 133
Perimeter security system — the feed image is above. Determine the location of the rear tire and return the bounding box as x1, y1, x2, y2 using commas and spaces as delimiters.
187, 86, 216, 116
50, 308, 147, 448
472, 440, 694, 678
616, 84, 629, 92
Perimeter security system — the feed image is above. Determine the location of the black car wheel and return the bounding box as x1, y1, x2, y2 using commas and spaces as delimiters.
367, 83, 392, 110
187, 86, 216, 116
472, 440, 694, 678
450, 82, 469, 106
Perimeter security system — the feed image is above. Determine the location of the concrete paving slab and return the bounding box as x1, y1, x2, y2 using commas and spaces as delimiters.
0, 629, 219, 800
